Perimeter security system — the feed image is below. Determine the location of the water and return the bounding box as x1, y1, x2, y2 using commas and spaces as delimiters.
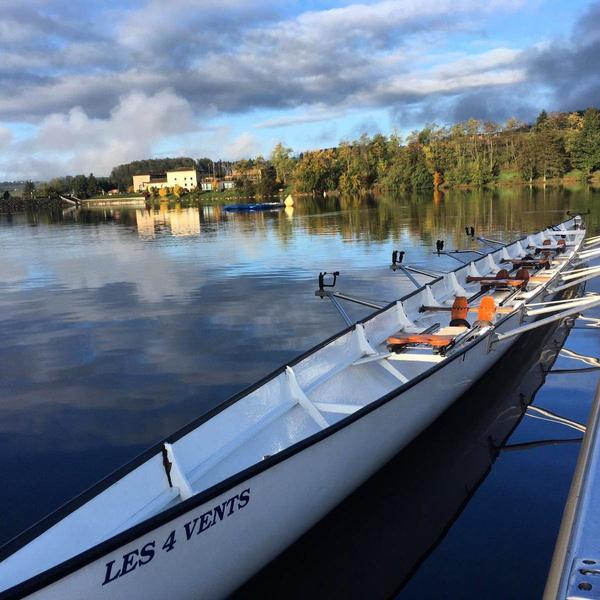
0, 186, 598, 598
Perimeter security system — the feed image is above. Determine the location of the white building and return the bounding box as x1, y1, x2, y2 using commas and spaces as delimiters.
133, 168, 198, 192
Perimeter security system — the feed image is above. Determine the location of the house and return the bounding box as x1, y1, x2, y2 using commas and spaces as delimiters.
166, 167, 198, 189
132, 168, 199, 192
200, 176, 236, 192
231, 167, 262, 183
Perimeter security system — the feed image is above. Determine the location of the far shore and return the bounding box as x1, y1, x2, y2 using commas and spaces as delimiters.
1, 175, 599, 214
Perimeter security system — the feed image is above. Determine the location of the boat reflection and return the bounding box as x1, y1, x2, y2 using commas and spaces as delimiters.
233, 319, 576, 600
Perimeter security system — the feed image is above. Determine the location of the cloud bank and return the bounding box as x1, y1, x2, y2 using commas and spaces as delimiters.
0, 0, 598, 179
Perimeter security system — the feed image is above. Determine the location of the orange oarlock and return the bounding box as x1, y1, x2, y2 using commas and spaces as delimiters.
450, 296, 468, 322
477, 296, 497, 323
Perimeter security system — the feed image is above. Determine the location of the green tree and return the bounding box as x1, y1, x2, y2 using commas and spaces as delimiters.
256, 164, 278, 198
516, 134, 538, 182
408, 145, 433, 189
87, 173, 98, 197
293, 149, 340, 194
22, 181, 36, 200
270, 143, 295, 186
535, 110, 548, 128
536, 128, 567, 180
572, 108, 600, 176
71, 174, 88, 198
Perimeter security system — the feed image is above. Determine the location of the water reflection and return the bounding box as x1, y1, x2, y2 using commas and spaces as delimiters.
135, 206, 201, 238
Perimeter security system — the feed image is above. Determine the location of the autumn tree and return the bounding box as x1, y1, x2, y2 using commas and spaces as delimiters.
293, 149, 341, 194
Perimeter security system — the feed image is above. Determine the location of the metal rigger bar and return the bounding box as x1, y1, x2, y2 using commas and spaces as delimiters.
396, 266, 420, 288
436, 249, 486, 264
403, 266, 443, 279
584, 235, 600, 249
477, 236, 505, 248
577, 247, 600, 260
549, 266, 600, 293
316, 271, 384, 326
390, 249, 444, 288
493, 295, 600, 342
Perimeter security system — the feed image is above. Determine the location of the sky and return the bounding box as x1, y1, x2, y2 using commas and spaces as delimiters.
1, 0, 600, 180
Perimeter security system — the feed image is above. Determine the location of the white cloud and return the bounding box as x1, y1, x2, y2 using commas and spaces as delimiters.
4, 90, 197, 179
0, 0, 589, 178
222, 132, 262, 160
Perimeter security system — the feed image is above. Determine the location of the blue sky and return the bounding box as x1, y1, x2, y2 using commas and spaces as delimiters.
0, 0, 599, 180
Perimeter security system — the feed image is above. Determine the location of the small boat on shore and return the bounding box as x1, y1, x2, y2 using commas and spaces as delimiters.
0, 216, 599, 600
223, 202, 284, 212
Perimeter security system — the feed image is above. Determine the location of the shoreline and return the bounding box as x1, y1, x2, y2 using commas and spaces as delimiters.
1, 177, 598, 214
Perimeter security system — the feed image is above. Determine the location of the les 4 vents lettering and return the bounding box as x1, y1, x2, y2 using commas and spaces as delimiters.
102, 489, 250, 585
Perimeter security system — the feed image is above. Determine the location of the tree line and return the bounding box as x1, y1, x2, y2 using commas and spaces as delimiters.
280, 107, 600, 195
10, 107, 600, 202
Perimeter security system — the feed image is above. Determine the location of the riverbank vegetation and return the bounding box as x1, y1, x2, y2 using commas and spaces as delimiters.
289, 108, 600, 194
3, 108, 600, 208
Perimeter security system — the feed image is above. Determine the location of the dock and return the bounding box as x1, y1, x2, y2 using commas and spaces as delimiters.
545, 382, 600, 599
81, 196, 147, 207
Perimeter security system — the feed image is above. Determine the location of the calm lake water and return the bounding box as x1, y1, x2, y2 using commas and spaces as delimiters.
0, 186, 599, 598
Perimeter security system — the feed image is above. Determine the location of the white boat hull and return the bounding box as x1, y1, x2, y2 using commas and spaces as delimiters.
18, 317, 523, 600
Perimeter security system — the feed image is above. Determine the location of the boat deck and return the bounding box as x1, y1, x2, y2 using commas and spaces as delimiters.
148, 232, 575, 508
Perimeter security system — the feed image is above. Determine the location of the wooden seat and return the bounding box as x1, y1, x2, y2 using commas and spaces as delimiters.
386, 325, 468, 351
387, 333, 455, 348
467, 267, 528, 290
473, 279, 527, 289
511, 258, 551, 269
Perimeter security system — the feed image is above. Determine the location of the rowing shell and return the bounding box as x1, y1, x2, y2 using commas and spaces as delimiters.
0, 217, 594, 599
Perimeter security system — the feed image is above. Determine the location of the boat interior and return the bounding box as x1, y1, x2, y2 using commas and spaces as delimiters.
0, 219, 589, 592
